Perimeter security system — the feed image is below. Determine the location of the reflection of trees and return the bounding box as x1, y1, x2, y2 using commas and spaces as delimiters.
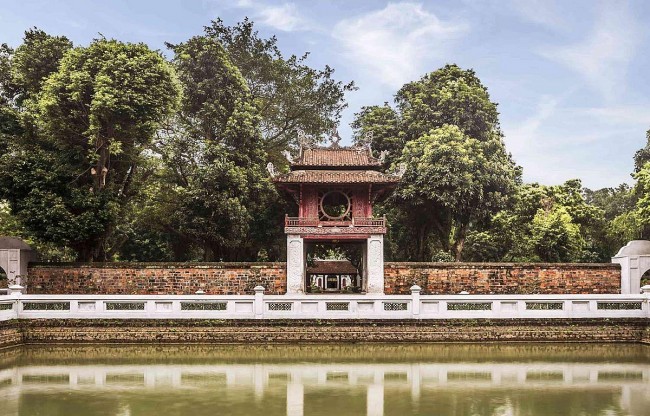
386, 390, 623, 416
512, 391, 621, 416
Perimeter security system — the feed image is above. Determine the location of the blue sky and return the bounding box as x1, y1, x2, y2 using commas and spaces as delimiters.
2, 0, 649, 189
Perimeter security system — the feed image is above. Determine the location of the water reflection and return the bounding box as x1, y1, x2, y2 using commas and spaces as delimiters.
0, 344, 649, 416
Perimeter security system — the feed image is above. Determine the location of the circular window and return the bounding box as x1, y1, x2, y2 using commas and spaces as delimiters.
320, 191, 351, 220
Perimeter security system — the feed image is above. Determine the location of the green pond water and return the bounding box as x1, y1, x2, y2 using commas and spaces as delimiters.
0, 343, 649, 416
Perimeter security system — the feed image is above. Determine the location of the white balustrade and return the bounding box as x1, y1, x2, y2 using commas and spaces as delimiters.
0, 286, 648, 321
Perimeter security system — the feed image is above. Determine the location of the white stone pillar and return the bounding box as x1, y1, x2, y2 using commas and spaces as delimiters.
366, 235, 384, 294
612, 256, 633, 294
286, 235, 305, 294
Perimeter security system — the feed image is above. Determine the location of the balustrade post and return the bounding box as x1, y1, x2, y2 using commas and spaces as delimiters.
8, 285, 24, 296
254, 286, 265, 319
642, 285, 650, 318
410, 285, 421, 318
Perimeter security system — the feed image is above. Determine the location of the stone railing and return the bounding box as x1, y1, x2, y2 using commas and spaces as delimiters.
285, 216, 386, 227
1, 285, 649, 321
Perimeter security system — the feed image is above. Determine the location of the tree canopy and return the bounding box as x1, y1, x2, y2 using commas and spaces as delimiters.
0, 26, 646, 264
355, 65, 520, 261
0, 34, 180, 260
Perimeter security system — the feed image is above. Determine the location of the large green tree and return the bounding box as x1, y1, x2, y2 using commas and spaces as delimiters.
396, 124, 518, 260
202, 19, 355, 163
154, 34, 279, 261
0, 34, 180, 261
355, 65, 520, 261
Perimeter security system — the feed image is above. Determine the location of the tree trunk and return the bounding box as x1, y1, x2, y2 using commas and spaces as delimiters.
452, 222, 469, 262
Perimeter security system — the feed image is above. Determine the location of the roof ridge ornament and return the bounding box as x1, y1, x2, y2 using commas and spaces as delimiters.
281, 150, 294, 164
266, 162, 277, 178
298, 130, 313, 150
328, 128, 342, 148
355, 130, 374, 153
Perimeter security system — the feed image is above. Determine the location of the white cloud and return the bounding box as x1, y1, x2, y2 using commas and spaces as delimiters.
503, 95, 646, 187
575, 106, 650, 126
234, 0, 309, 32
258, 3, 306, 31
538, 2, 641, 100
332, 2, 469, 88
509, 0, 564, 29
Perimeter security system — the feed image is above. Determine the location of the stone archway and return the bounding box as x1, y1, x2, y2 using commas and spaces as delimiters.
0, 237, 36, 287
642, 269, 650, 287
612, 240, 650, 294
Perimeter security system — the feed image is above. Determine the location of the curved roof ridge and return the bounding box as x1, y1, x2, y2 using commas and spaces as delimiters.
293, 146, 382, 168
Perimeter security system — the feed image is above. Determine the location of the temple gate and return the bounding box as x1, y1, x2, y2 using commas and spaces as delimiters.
269, 133, 402, 294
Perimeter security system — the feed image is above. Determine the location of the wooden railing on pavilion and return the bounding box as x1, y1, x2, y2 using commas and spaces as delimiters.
285, 215, 386, 228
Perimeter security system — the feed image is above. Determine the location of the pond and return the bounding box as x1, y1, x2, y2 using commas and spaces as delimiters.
0, 343, 649, 416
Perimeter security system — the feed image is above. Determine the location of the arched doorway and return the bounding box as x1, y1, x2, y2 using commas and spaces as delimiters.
642, 269, 650, 288
0, 237, 36, 287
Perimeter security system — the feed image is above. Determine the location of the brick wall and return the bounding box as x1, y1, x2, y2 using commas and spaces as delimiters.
26, 263, 286, 295
13, 319, 650, 345
25, 261, 621, 295
0, 321, 22, 349
384, 262, 621, 294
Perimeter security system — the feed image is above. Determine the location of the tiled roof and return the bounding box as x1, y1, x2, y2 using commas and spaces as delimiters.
307, 260, 359, 274
294, 147, 381, 168
273, 170, 400, 184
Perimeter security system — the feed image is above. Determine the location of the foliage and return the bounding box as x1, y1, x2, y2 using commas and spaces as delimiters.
396, 124, 518, 260
155, 34, 278, 261
202, 19, 355, 164
463, 181, 610, 262
358, 65, 520, 261
0, 32, 180, 261
0, 26, 645, 265
351, 103, 401, 166
9, 28, 72, 105
633, 129, 650, 173
525, 206, 584, 262
632, 162, 650, 237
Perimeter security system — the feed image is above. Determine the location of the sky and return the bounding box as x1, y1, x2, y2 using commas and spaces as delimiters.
1, 0, 649, 189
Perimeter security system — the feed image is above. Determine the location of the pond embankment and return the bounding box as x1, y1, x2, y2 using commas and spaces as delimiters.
1, 318, 649, 349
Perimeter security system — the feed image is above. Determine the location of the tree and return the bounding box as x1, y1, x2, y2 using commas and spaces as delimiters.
155, 34, 278, 261
0, 36, 180, 261
351, 103, 401, 166
634, 129, 650, 173
526, 205, 584, 262
201, 19, 355, 163
632, 162, 650, 238
395, 64, 502, 143
354, 65, 520, 261
395, 124, 518, 261
463, 181, 610, 262
10, 28, 72, 105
